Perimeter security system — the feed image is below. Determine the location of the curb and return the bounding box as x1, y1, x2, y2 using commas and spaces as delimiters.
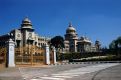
49, 61, 121, 66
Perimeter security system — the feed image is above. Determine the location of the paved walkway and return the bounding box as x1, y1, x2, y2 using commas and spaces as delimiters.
0, 65, 49, 80
0, 67, 23, 80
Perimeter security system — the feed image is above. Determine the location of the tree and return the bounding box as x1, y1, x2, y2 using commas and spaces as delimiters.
109, 37, 121, 49
109, 40, 116, 49
117, 37, 121, 47
50, 36, 65, 61
50, 36, 65, 49
109, 36, 121, 56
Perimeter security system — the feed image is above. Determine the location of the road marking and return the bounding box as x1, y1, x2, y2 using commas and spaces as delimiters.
40, 77, 65, 80
53, 75, 73, 78
43, 75, 48, 76
30, 79, 42, 80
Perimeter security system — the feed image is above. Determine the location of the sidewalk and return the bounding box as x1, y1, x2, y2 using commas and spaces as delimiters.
0, 67, 23, 80
0, 64, 50, 80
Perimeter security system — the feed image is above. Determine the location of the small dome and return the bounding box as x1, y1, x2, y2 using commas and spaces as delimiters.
67, 27, 76, 31
21, 17, 33, 29
66, 22, 76, 33
80, 36, 91, 43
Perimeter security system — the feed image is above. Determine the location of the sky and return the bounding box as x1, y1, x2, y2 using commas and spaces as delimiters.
0, 0, 121, 47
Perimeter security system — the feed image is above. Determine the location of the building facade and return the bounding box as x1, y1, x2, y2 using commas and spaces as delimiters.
64, 23, 101, 53
0, 17, 50, 48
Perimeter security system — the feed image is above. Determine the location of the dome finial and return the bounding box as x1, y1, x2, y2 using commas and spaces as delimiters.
69, 22, 72, 27
23, 17, 31, 23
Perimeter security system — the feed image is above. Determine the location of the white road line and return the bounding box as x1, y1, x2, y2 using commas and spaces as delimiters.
52, 73, 81, 76
30, 79, 43, 80
52, 75, 73, 78
40, 77, 65, 80
43, 75, 48, 76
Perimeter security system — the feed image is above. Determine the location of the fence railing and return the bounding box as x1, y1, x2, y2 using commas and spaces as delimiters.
0, 47, 7, 68
15, 46, 45, 65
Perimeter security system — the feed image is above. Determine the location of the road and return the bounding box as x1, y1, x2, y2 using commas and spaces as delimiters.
18, 62, 120, 80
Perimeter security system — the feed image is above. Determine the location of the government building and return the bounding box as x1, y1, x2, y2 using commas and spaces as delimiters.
0, 18, 101, 53
0, 17, 50, 48
64, 23, 101, 53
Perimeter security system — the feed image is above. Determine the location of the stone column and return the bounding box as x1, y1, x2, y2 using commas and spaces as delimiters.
45, 44, 50, 65
7, 39, 15, 67
53, 47, 56, 64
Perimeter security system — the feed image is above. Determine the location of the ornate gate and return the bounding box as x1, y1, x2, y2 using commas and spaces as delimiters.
0, 47, 7, 68
15, 46, 45, 66
50, 50, 54, 64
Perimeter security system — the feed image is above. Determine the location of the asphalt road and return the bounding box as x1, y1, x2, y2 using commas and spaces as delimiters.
0, 62, 121, 80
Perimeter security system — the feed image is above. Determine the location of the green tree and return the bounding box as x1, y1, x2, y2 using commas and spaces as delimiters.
50, 36, 65, 61
50, 36, 65, 49
109, 36, 121, 57
109, 37, 121, 49
109, 40, 116, 49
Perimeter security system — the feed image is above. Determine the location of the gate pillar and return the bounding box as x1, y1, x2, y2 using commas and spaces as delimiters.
45, 44, 50, 65
7, 39, 15, 67
53, 47, 56, 64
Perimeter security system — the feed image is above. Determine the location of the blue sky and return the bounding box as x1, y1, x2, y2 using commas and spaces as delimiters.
0, 0, 121, 47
